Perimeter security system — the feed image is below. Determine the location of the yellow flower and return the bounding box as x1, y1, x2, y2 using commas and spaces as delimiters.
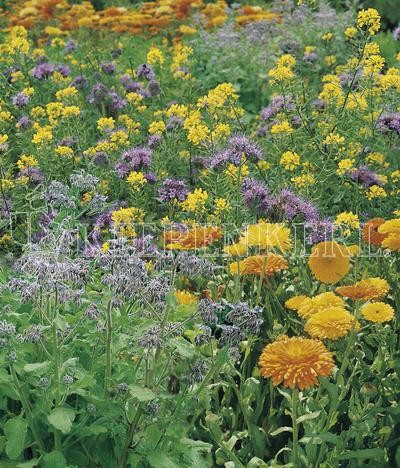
335, 212, 360, 233
240, 222, 292, 252
101, 242, 109, 253
97, 117, 115, 132
181, 188, 208, 213
361, 302, 394, 323
378, 219, 400, 251
17, 155, 38, 170
291, 173, 315, 188
280, 151, 300, 170
286, 292, 345, 318
305, 307, 358, 340
337, 158, 355, 175
270, 121, 293, 135
344, 26, 357, 38
127, 171, 147, 190
258, 336, 335, 389
336, 277, 389, 301
148, 120, 166, 135
55, 86, 78, 101
55, 146, 73, 157
0, 134, 9, 145
357, 8, 381, 36
146, 47, 164, 66
223, 242, 247, 256
175, 290, 197, 305
323, 132, 345, 145
366, 185, 387, 200
308, 241, 350, 284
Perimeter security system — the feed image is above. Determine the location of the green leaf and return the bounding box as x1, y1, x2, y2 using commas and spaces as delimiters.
147, 452, 179, 468
23, 362, 51, 374
47, 408, 75, 434
338, 448, 385, 460
17, 460, 39, 468
128, 385, 155, 402
270, 426, 293, 436
296, 411, 321, 424
4, 416, 28, 460
41, 451, 67, 468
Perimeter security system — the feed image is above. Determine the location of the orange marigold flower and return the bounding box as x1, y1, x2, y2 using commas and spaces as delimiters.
362, 218, 387, 246
336, 277, 389, 301
304, 307, 359, 340
258, 336, 335, 389
286, 292, 345, 318
164, 226, 221, 250
229, 254, 287, 276
361, 302, 394, 323
308, 241, 350, 284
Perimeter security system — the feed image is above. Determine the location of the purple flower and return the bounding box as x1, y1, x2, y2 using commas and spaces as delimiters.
349, 165, 382, 188
260, 95, 294, 121
93, 151, 109, 167
148, 134, 162, 148
117, 146, 152, 175
305, 218, 335, 244
101, 62, 116, 75
19, 167, 44, 184
376, 113, 400, 135
71, 75, 88, 89
303, 52, 317, 63
56, 64, 70, 77
17, 115, 31, 129
148, 79, 160, 96
158, 178, 189, 203
12, 92, 29, 107
144, 172, 157, 183
31, 62, 54, 79
209, 135, 263, 168
393, 27, 400, 41
241, 177, 276, 214
64, 40, 77, 54
136, 64, 155, 81
277, 189, 318, 222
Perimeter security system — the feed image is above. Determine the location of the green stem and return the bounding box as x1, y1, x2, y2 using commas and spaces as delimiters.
292, 388, 299, 466
52, 319, 62, 452
105, 299, 113, 395
118, 405, 143, 468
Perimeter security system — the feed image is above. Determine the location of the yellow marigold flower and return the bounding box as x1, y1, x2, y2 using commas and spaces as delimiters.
127, 171, 147, 190
146, 47, 164, 66
336, 277, 389, 301
258, 336, 334, 389
181, 188, 208, 212
97, 117, 115, 132
55, 146, 73, 157
240, 222, 292, 252
175, 290, 197, 305
357, 8, 381, 36
308, 241, 350, 284
378, 219, 400, 251
366, 185, 387, 200
337, 158, 355, 175
229, 254, 288, 276
270, 121, 293, 135
323, 132, 345, 145
223, 242, 247, 256
286, 292, 345, 318
361, 302, 394, 323
280, 150, 300, 170
305, 307, 359, 340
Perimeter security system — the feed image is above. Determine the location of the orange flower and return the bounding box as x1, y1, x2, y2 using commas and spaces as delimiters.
362, 218, 387, 246
308, 241, 350, 284
258, 336, 334, 389
336, 277, 389, 301
286, 292, 345, 318
229, 254, 287, 276
164, 226, 221, 250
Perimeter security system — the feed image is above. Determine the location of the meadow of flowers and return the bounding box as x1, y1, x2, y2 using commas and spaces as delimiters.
0, 0, 399, 466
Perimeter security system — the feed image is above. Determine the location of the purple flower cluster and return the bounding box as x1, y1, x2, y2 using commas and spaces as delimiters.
12, 92, 29, 108
115, 146, 152, 178
101, 62, 116, 75
241, 177, 318, 223
158, 178, 189, 203
393, 27, 400, 41
31, 62, 54, 79
209, 135, 263, 168
349, 165, 382, 188
376, 113, 400, 135
87, 83, 126, 115
260, 95, 295, 121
